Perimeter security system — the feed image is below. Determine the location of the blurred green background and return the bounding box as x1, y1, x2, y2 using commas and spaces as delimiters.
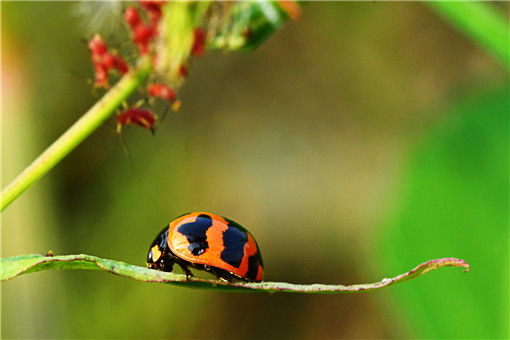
1, 2, 508, 339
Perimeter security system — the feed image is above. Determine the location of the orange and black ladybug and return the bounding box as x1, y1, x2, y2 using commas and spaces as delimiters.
147, 212, 264, 282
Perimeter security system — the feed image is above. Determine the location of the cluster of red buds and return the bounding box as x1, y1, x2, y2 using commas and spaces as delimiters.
87, 1, 210, 134
115, 82, 180, 134
124, 1, 163, 55
88, 35, 129, 88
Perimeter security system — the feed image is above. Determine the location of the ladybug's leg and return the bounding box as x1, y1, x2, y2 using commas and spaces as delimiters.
209, 267, 236, 283
158, 258, 174, 272
175, 259, 193, 280
158, 252, 176, 272
166, 249, 193, 279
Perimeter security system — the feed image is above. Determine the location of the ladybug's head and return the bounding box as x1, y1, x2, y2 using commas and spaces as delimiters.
147, 226, 173, 271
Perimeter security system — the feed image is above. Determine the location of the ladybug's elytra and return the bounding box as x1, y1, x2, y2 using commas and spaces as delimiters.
147, 212, 264, 282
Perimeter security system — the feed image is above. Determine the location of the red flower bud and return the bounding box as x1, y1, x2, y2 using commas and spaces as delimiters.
148, 83, 176, 102
191, 28, 206, 57
124, 6, 142, 30
116, 108, 156, 133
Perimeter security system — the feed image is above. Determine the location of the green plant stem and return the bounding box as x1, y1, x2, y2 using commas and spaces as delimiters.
426, 1, 510, 71
1, 254, 470, 293
1, 58, 153, 212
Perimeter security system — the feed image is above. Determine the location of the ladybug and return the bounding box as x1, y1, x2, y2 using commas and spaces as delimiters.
147, 212, 264, 282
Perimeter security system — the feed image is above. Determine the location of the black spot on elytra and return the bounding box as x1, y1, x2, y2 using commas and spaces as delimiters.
220, 224, 248, 268
246, 255, 260, 281
178, 214, 213, 256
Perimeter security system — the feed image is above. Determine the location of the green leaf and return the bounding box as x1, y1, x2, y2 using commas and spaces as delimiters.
1, 254, 469, 293
209, 1, 305, 51
426, 1, 510, 71
377, 89, 509, 337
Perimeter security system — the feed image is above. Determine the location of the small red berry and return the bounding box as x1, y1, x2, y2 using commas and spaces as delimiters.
179, 64, 188, 77
93, 64, 109, 88
138, 1, 165, 25
116, 108, 156, 133
133, 25, 156, 55
191, 28, 206, 57
88, 34, 108, 56
148, 83, 176, 102
124, 6, 142, 30
112, 55, 129, 74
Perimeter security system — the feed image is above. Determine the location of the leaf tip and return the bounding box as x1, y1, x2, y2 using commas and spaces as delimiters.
450, 258, 470, 273
440, 257, 470, 273
461, 262, 470, 273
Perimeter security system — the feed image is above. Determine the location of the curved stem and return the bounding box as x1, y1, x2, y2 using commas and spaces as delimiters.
1, 58, 153, 212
